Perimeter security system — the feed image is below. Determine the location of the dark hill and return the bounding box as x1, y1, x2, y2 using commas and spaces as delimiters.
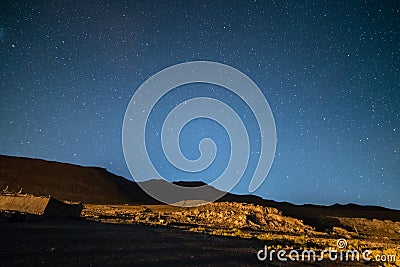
0, 155, 158, 204
1, 155, 399, 222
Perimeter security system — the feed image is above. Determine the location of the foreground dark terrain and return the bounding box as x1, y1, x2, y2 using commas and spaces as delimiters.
1, 219, 388, 267
1, 155, 399, 266
0, 220, 263, 267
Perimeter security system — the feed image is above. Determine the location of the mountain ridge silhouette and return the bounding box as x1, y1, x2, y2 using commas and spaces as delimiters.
1, 154, 399, 222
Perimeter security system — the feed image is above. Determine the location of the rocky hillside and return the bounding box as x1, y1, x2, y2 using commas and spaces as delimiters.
1, 155, 399, 226
0, 155, 157, 204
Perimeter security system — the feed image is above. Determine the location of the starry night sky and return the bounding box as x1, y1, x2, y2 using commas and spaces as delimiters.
1, 1, 399, 209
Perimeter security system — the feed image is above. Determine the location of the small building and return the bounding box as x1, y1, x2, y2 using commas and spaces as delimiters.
0, 193, 82, 219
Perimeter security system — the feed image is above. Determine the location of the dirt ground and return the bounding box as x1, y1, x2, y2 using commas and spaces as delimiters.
0, 220, 270, 267
0, 219, 389, 267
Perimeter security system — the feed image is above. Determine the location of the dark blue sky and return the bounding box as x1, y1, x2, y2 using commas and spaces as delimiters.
1, 0, 399, 209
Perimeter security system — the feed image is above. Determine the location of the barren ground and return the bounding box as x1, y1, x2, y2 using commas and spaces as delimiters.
2, 202, 399, 266
0, 220, 382, 267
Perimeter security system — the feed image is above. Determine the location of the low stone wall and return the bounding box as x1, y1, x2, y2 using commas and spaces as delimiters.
0, 194, 50, 215
0, 193, 82, 218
